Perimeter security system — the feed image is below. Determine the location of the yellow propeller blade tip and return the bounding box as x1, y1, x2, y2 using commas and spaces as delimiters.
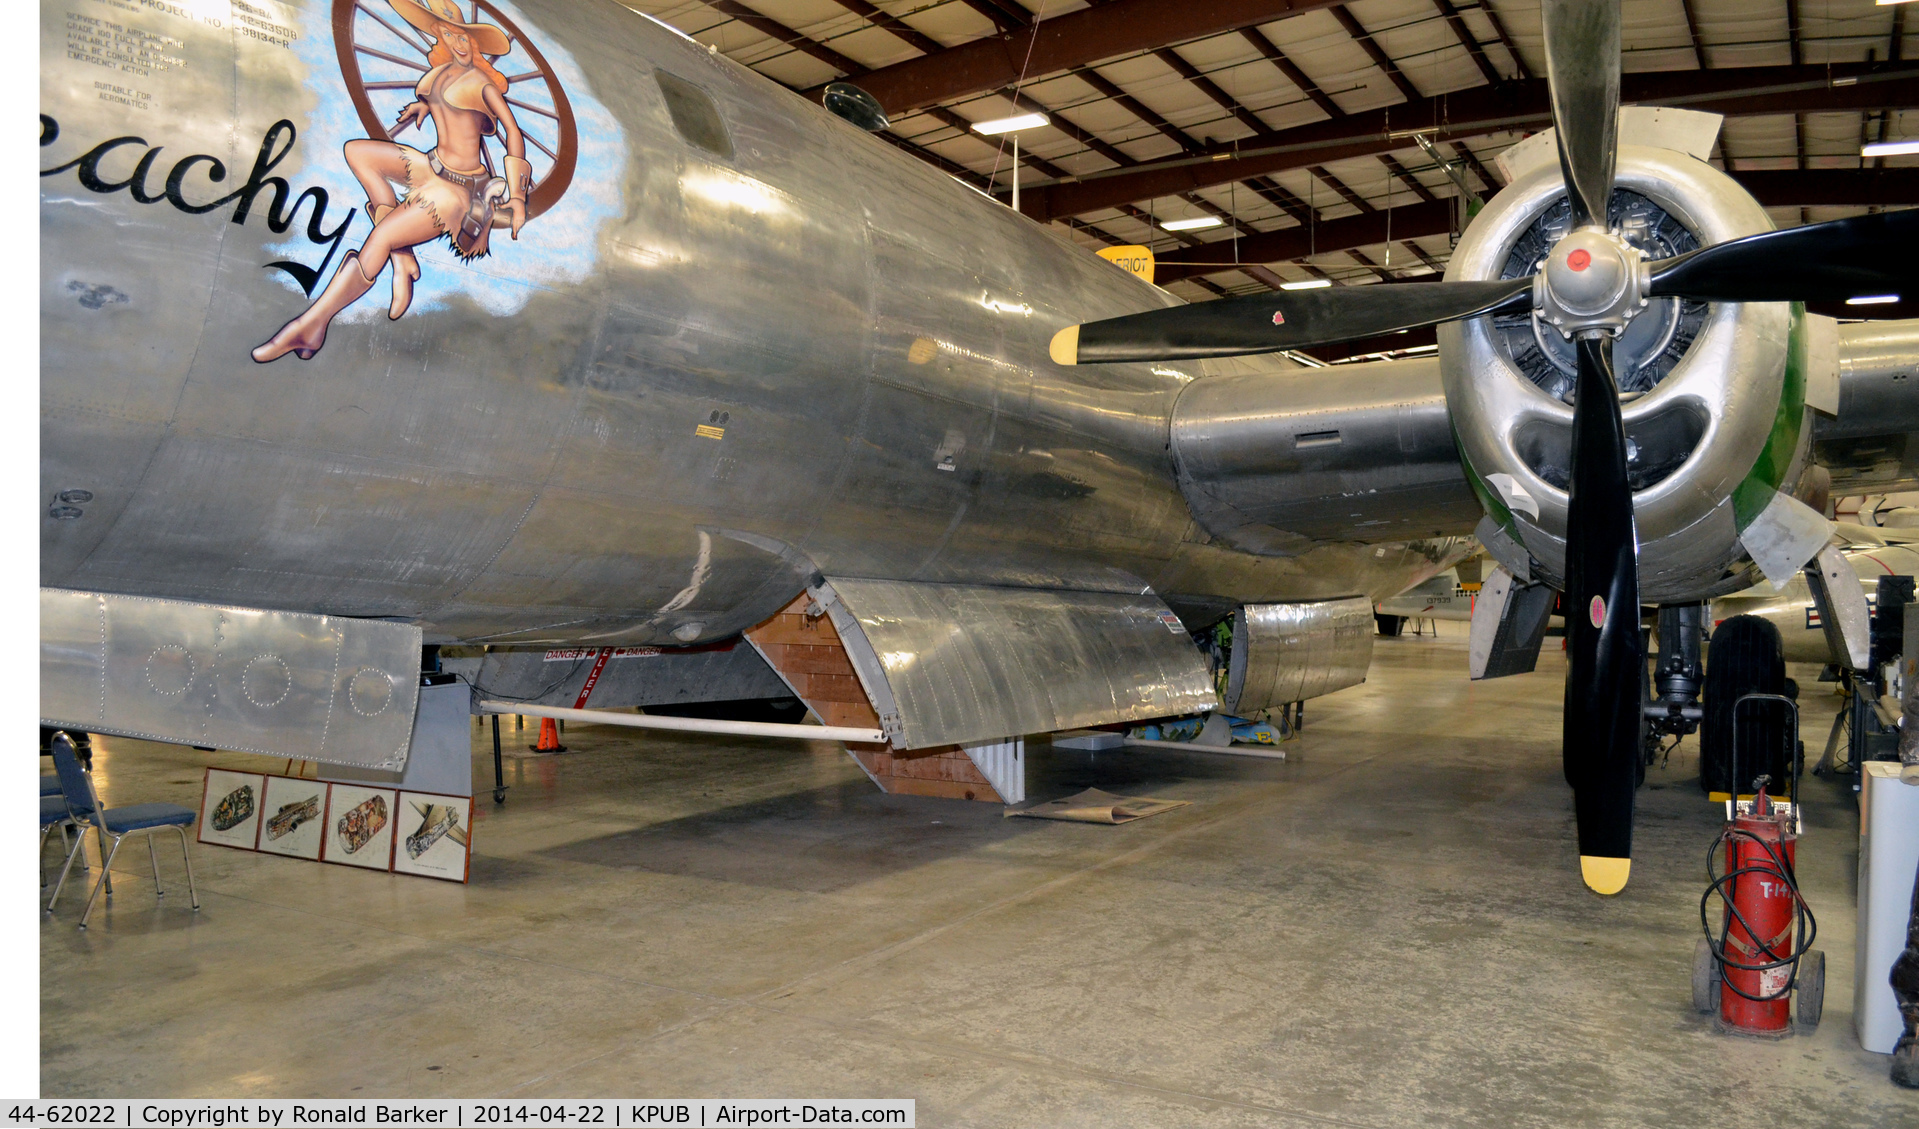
1580, 855, 1631, 896
1049, 325, 1080, 366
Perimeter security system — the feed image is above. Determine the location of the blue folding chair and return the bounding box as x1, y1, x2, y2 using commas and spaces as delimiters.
43, 744, 78, 882
44, 735, 105, 907
46, 733, 199, 928
40, 795, 74, 888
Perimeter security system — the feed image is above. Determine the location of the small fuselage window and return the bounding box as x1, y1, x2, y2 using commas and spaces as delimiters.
656, 70, 733, 159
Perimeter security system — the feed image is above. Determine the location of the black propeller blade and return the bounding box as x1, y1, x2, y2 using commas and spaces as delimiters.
1049, 278, 1532, 365
1539, 0, 1639, 896
1560, 336, 1642, 896
1649, 210, 1919, 304
1540, 0, 1620, 231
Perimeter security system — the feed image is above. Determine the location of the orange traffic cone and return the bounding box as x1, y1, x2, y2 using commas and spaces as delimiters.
530, 717, 567, 754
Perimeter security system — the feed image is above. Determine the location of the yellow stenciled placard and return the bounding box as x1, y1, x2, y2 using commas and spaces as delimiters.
1096, 245, 1155, 285
695, 424, 725, 440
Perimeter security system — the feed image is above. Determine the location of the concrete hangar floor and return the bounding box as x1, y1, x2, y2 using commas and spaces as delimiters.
41, 625, 1917, 1127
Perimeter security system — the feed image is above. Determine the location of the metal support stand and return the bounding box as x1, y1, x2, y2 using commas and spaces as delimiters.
1815, 686, 1852, 778
491, 714, 507, 804
1850, 668, 1902, 768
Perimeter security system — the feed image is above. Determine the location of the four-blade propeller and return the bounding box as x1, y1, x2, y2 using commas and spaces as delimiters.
1047, 0, 1919, 894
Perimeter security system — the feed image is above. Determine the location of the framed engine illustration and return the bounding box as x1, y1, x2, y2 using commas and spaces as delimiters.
390, 792, 474, 883
189, 772, 469, 880
197, 769, 265, 851
256, 774, 329, 861
322, 784, 397, 871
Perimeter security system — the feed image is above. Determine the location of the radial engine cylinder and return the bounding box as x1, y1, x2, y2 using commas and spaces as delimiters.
1439, 140, 1811, 604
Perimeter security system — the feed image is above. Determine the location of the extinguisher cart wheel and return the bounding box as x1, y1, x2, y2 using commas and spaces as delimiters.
1693, 937, 1722, 1014
1796, 948, 1825, 1031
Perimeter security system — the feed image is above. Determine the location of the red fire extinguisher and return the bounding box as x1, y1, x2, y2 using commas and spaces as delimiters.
1692, 694, 1824, 1035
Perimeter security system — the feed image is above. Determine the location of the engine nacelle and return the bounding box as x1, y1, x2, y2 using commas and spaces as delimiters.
1440, 115, 1812, 604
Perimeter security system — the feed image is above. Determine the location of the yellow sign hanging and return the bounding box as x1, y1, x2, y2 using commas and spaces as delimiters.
1096, 245, 1155, 286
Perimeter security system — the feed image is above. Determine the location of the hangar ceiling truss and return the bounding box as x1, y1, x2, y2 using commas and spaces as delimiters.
635, 1, 1917, 355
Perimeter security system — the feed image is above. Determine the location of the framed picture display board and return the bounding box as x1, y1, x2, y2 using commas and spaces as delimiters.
322, 784, 396, 870
391, 792, 474, 882
187, 772, 467, 881
197, 769, 265, 850
256, 775, 328, 860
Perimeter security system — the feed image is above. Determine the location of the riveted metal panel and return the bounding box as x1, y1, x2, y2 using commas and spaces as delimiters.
40, 588, 420, 769
1223, 598, 1374, 714
815, 579, 1216, 750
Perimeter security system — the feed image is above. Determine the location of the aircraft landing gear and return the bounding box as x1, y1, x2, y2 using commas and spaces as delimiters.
1644, 604, 1706, 780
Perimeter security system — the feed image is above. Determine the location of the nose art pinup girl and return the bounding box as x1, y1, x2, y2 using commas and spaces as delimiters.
254, 0, 530, 363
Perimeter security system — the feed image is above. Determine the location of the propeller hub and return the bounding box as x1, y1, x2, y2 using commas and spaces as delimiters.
1536, 230, 1649, 339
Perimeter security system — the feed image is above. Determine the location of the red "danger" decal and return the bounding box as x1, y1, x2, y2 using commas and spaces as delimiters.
1271, 310, 1286, 325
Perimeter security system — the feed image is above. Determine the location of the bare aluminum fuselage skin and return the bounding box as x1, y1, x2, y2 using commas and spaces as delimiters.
40, 0, 1465, 646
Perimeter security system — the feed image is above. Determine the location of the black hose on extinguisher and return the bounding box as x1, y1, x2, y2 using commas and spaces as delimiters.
1699, 825, 1818, 1002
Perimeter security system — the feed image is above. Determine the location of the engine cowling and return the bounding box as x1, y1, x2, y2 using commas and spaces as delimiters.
1440, 128, 1811, 604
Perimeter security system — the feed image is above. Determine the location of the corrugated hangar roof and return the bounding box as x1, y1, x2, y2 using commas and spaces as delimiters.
628, 0, 1915, 356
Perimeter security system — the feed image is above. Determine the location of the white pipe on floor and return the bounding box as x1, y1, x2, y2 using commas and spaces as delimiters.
475, 700, 887, 744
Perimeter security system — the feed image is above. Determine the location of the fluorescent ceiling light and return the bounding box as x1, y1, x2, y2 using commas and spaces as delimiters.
1861, 140, 1919, 157
972, 112, 1048, 135
1847, 294, 1902, 305
1160, 216, 1223, 232
1280, 278, 1333, 290
1877, 0, 1915, 7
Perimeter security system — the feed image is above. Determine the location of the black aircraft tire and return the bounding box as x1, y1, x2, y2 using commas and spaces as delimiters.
1376, 614, 1406, 637
1699, 615, 1788, 795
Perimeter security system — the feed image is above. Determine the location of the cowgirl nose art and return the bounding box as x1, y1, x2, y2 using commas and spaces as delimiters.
252, 0, 578, 363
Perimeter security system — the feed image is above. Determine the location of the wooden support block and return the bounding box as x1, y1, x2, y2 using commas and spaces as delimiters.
886, 744, 957, 761
874, 775, 1002, 803
776, 645, 858, 677
749, 614, 843, 647
799, 672, 868, 703
814, 700, 882, 730
746, 591, 1001, 803
894, 752, 991, 784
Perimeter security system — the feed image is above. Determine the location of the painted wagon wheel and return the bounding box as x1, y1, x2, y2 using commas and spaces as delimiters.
332, 0, 578, 221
